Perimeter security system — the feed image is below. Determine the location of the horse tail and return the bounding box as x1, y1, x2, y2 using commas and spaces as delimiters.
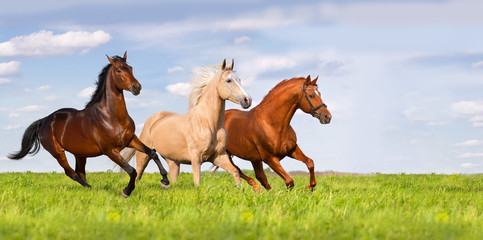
121, 147, 136, 163
9, 118, 44, 160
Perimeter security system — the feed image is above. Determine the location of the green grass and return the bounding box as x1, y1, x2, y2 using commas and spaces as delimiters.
0, 171, 482, 239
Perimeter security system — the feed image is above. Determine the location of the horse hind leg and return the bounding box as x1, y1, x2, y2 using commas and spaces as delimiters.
75, 155, 91, 188
252, 161, 272, 190
166, 159, 180, 184
227, 154, 261, 191
41, 135, 89, 187
212, 153, 242, 187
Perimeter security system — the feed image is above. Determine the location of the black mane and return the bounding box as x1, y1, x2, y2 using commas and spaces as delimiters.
85, 56, 125, 108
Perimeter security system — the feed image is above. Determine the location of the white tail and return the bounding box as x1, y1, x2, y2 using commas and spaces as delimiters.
121, 147, 136, 163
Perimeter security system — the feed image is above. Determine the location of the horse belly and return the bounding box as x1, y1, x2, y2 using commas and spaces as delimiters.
150, 116, 192, 162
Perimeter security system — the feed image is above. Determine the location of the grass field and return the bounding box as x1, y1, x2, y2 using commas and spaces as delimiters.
0, 171, 482, 239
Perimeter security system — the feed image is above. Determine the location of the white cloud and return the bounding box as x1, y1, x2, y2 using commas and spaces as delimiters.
234, 36, 251, 44
452, 100, 483, 127
17, 105, 48, 112
24, 85, 52, 92
1, 124, 20, 130
8, 112, 20, 118
0, 61, 21, 76
452, 100, 483, 115
0, 30, 111, 57
455, 140, 483, 147
461, 162, 482, 168
458, 152, 483, 158
0, 78, 11, 85
77, 87, 95, 98
167, 66, 184, 74
471, 61, 483, 68
166, 82, 191, 97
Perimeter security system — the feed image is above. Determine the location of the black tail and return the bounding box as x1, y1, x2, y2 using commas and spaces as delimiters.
8, 118, 44, 160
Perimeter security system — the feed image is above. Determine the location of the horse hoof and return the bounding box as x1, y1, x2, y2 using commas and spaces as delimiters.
160, 180, 170, 190
122, 190, 130, 198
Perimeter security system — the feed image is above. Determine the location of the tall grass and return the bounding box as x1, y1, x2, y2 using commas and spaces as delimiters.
0, 172, 482, 239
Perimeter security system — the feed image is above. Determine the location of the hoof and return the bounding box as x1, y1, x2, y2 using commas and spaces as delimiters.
253, 185, 263, 192
236, 182, 242, 188
160, 180, 170, 190
122, 189, 130, 198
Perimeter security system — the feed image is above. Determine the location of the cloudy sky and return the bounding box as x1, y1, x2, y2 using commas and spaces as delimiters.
1, 0, 483, 174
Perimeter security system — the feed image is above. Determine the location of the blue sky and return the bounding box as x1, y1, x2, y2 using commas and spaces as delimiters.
1, 0, 483, 174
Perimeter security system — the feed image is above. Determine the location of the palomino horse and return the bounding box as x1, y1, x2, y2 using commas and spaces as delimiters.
9, 52, 169, 198
123, 59, 252, 186
223, 76, 331, 190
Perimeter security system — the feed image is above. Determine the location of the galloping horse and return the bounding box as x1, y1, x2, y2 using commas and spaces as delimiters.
9, 52, 169, 197
123, 59, 252, 186
223, 76, 331, 190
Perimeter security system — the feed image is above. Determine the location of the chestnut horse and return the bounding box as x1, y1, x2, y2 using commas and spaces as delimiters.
123, 59, 252, 187
223, 76, 331, 190
9, 52, 169, 197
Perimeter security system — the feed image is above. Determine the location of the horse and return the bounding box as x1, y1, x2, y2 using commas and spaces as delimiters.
122, 59, 252, 187
8, 52, 170, 198
222, 75, 331, 190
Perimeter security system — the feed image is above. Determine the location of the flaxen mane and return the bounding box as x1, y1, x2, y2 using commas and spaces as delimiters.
188, 65, 220, 109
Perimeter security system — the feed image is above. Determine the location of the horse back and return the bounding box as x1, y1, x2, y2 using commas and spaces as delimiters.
39, 108, 102, 157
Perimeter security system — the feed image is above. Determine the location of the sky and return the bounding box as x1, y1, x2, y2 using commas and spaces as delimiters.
1, 0, 483, 174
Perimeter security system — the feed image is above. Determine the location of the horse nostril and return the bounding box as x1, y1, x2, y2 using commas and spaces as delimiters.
244, 97, 252, 107
131, 84, 141, 95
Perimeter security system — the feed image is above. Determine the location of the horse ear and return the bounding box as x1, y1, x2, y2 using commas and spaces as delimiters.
221, 59, 227, 70
305, 75, 311, 86
227, 58, 234, 69
311, 75, 319, 85
106, 54, 115, 65
123, 51, 127, 61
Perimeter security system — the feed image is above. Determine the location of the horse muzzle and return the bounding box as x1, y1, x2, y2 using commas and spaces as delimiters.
130, 84, 142, 96
319, 112, 332, 124
241, 96, 252, 109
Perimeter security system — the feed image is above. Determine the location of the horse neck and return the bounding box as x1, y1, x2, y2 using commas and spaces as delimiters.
189, 79, 225, 131
255, 80, 302, 131
100, 72, 128, 120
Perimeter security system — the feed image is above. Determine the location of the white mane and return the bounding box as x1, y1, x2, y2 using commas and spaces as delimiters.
188, 65, 220, 109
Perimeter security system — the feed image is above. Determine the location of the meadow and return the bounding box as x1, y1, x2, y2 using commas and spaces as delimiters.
0, 171, 482, 239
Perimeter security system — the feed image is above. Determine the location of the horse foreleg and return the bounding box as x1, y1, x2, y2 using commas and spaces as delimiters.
289, 145, 316, 189
128, 135, 169, 189
75, 155, 91, 187
191, 158, 202, 187
106, 149, 137, 198
252, 161, 272, 190
265, 157, 294, 189
212, 153, 242, 187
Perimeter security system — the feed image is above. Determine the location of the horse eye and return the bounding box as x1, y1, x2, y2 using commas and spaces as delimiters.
226, 79, 232, 83
116, 69, 121, 73
309, 94, 315, 98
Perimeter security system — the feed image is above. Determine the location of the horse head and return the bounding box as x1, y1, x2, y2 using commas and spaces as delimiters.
215, 59, 252, 109
106, 51, 141, 96
299, 75, 332, 124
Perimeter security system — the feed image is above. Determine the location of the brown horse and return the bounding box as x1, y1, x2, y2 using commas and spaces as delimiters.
223, 75, 331, 190
9, 52, 169, 197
